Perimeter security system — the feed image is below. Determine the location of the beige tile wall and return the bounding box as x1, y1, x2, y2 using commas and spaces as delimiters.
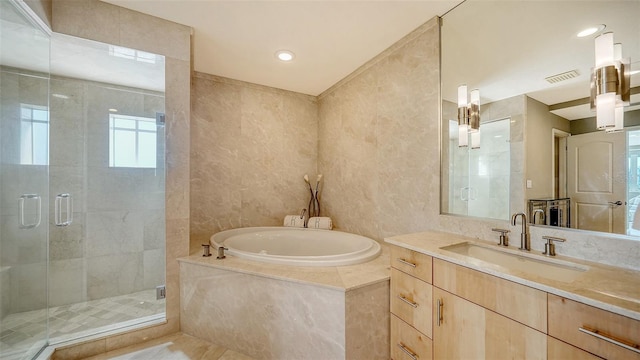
50, 0, 191, 357
189, 73, 318, 251
317, 18, 441, 241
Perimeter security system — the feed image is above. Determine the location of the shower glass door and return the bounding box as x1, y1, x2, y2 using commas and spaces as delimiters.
446, 118, 511, 220
47, 33, 166, 345
0, 0, 51, 358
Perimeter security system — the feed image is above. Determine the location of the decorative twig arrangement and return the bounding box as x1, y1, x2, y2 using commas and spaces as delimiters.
304, 174, 322, 218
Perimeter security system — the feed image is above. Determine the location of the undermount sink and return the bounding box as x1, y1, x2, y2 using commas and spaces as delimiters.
440, 242, 589, 283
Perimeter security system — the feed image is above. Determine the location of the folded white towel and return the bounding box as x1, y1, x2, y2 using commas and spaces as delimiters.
284, 215, 306, 228
308, 217, 333, 230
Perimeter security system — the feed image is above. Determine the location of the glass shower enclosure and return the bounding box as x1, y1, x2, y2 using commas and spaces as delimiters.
1, 1, 50, 358
1, 1, 166, 358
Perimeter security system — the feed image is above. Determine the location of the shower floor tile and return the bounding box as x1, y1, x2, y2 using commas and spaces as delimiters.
0, 289, 164, 359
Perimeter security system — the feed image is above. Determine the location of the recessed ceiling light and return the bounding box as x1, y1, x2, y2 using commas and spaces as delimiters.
275, 50, 295, 62
577, 24, 606, 38
109, 108, 118, 112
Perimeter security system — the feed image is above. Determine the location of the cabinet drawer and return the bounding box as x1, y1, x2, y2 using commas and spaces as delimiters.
390, 268, 432, 337
548, 294, 640, 360
390, 246, 432, 283
433, 258, 547, 332
391, 314, 432, 360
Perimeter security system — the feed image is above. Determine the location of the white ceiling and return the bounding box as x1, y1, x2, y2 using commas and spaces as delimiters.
100, 0, 460, 96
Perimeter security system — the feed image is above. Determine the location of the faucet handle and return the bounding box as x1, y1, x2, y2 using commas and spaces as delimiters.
542, 236, 565, 256
491, 228, 510, 246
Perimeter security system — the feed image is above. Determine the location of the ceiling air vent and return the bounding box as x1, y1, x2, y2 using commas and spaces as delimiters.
545, 70, 579, 84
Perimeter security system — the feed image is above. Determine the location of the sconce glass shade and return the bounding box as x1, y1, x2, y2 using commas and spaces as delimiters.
595, 32, 614, 68
596, 92, 616, 129
606, 106, 624, 133
591, 32, 629, 131
457, 85, 481, 148
458, 85, 468, 107
471, 130, 481, 149
458, 124, 468, 147
614, 43, 622, 61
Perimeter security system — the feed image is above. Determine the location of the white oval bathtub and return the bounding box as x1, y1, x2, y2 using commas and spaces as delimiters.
210, 227, 381, 267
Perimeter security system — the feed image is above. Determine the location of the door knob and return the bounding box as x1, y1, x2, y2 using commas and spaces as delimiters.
608, 200, 623, 206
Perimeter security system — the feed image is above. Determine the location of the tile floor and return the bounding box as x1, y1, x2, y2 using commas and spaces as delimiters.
82, 333, 253, 360
1, 290, 164, 360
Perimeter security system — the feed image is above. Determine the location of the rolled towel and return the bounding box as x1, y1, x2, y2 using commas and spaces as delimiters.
308, 217, 333, 230
284, 215, 305, 228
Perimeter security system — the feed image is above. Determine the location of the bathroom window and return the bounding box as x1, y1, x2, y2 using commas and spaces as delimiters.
109, 114, 157, 168
109, 45, 157, 64
20, 104, 49, 165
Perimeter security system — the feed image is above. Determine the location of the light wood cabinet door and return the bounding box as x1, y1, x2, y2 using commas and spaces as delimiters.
391, 315, 432, 360
390, 268, 432, 337
433, 258, 547, 333
548, 336, 602, 359
390, 246, 432, 283
548, 294, 640, 360
433, 287, 547, 360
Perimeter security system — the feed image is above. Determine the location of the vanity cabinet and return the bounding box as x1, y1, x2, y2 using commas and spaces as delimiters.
389, 242, 639, 360
548, 294, 640, 360
432, 260, 546, 360
389, 246, 433, 360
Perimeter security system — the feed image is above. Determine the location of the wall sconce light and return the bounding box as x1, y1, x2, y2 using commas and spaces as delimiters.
457, 85, 480, 148
590, 32, 630, 131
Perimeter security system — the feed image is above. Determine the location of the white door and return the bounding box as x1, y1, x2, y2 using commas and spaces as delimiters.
567, 131, 626, 234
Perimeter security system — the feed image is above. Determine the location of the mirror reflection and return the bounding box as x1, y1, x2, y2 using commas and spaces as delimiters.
441, 0, 640, 237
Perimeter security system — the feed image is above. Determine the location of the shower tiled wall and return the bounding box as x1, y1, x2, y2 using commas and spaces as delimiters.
189, 73, 318, 251
48, 76, 165, 306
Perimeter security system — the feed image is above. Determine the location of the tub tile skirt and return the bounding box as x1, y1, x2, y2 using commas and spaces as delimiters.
179, 261, 390, 360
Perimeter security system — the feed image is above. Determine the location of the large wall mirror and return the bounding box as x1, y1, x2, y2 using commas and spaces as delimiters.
441, 1, 640, 238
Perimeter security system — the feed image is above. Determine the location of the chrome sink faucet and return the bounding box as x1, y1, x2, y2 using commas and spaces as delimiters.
511, 212, 530, 251
532, 209, 545, 225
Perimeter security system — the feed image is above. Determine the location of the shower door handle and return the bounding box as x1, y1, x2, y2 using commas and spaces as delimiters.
55, 193, 73, 227
19, 194, 42, 229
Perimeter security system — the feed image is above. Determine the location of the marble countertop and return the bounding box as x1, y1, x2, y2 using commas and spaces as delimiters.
385, 230, 640, 321
178, 245, 391, 292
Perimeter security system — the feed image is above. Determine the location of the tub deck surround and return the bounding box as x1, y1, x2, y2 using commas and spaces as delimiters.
385, 231, 640, 321
178, 246, 390, 359
179, 244, 390, 292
